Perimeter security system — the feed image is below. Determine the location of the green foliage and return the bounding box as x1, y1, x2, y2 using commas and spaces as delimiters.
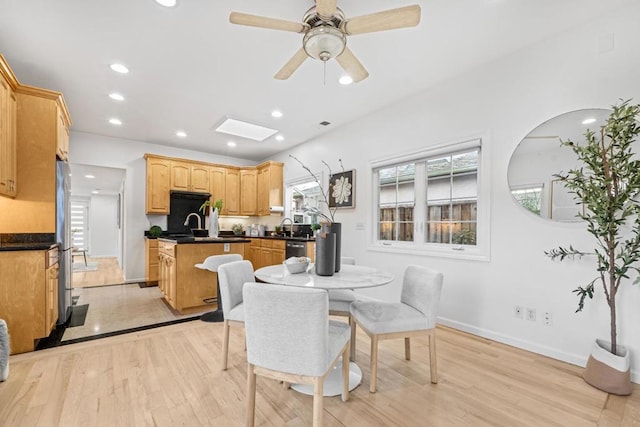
546, 99, 640, 355
310, 223, 321, 231
200, 199, 224, 214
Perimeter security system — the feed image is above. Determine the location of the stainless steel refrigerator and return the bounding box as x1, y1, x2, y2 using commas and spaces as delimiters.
56, 160, 72, 324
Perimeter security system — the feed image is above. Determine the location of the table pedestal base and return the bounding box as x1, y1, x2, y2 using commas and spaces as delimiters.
291, 359, 362, 397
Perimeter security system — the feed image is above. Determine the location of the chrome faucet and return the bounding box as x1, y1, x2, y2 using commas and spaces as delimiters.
280, 217, 294, 237
183, 212, 202, 229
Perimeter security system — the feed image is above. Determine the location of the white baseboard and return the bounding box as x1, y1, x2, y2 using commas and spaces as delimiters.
438, 316, 639, 384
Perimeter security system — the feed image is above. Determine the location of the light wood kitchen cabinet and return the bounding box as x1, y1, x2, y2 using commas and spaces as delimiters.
225, 168, 240, 215
190, 164, 210, 192
145, 238, 159, 283
240, 168, 258, 215
145, 155, 171, 214
257, 162, 284, 216
247, 238, 286, 269
143, 154, 283, 217
170, 160, 191, 191
0, 61, 17, 198
56, 106, 69, 161
0, 83, 71, 233
157, 240, 246, 313
0, 247, 59, 354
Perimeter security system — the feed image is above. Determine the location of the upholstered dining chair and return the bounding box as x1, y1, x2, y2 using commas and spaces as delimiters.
194, 253, 243, 323
217, 259, 255, 370
350, 265, 443, 392
328, 256, 373, 361
243, 282, 351, 427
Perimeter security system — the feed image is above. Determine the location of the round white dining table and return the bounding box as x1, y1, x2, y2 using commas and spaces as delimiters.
254, 263, 394, 397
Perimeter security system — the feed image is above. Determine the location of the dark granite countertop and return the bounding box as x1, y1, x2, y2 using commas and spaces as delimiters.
158, 236, 251, 244
0, 233, 58, 251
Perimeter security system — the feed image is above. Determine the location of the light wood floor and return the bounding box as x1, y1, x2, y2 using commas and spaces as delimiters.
1, 323, 638, 426
72, 256, 125, 288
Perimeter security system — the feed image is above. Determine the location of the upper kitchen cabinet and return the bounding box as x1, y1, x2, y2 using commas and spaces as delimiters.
240, 168, 257, 215
257, 161, 284, 216
0, 55, 18, 198
56, 106, 70, 161
170, 160, 191, 191
145, 154, 170, 214
224, 168, 240, 215
170, 160, 210, 194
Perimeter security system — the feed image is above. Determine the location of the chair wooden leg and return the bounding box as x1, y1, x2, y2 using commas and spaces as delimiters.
312, 378, 324, 427
405, 337, 411, 360
246, 364, 256, 427
370, 335, 379, 393
349, 315, 356, 362
222, 319, 230, 370
342, 344, 350, 402
282, 381, 291, 389
429, 329, 438, 384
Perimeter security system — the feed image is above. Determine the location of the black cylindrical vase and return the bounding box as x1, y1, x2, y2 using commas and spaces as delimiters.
315, 231, 336, 276
330, 222, 341, 272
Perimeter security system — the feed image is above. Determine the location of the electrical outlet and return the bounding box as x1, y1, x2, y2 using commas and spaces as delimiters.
543, 311, 553, 326
514, 305, 523, 319
526, 308, 536, 322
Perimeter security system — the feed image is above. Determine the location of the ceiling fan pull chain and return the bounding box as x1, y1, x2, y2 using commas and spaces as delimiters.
323, 61, 327, 86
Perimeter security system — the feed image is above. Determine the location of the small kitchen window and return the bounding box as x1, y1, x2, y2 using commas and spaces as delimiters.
370, 137, 490, 261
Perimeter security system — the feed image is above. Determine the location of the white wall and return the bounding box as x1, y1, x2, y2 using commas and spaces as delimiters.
68, 133, 256, 282
68, 3, 640, 381
88, 194, 119, 257
269, 4, 640, 381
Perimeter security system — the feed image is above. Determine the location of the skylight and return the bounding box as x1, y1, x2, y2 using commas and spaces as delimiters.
215, 118, 278, 142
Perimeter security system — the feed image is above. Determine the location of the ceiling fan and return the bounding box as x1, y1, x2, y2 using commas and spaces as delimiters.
229, 1, 421, 83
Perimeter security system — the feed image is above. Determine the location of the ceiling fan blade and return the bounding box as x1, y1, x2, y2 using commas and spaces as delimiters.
336, 47, 369, 83
315, 0, 337, 20
229, 12, 308, 33
342, 5, 421, 35
274, 48, 309, 80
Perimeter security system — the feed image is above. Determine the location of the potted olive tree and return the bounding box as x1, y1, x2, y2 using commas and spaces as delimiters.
545, 100, 640, 395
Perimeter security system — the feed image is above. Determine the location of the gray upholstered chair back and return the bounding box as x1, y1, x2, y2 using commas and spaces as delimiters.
243, 282, 331, 377
400, 265, 443, 329
217, 260, 255, 317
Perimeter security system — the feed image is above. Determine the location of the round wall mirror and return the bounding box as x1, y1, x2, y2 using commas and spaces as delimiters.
508, 109, 611, 222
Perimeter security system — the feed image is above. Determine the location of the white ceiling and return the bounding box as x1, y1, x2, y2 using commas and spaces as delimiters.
69, 163, 125, 196
0, 0, 633, 161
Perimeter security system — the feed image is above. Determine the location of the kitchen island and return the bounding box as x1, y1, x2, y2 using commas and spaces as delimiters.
157, 237, 248, 313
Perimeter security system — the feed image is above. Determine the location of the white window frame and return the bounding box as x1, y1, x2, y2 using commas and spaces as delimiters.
369, 137, 491, 261
285, 171, 326, 223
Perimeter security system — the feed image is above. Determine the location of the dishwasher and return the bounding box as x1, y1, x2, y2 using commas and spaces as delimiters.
285, 241, 307, 258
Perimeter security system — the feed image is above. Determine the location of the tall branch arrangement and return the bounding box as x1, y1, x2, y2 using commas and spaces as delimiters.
289, 154, 344, 224
545, 100, 640, 356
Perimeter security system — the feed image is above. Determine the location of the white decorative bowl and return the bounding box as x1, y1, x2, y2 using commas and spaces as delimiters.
284, 257, 311, 274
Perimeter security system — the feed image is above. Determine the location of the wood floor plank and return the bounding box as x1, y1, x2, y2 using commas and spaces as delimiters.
1, 322, 638, 426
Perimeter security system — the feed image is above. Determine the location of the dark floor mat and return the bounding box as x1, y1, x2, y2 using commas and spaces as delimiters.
68, 304, 89, 327
138, 281, 158, 288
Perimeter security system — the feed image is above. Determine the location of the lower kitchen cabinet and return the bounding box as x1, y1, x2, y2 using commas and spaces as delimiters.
246, 238, 286, 270
0, 247, 58, 354
157, 240, 246, 313
145, 237, 159, 283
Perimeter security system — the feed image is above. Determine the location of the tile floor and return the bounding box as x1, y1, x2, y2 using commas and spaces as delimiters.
61, 283, 211, 341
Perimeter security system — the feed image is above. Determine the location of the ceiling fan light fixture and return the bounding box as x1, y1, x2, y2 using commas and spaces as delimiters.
303, 26, 345, 61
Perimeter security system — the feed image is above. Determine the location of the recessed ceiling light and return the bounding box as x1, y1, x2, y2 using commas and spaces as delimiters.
109, 118, 122, 126
227, 141, 237, 147
91, 190, 100, 194
339, 75, 353, 85
215, 117, 278, 141
582, 118, 597, 125
176, 131, 187, 138
110, 63, 129, 74
155, 0, 176, 7
85, 174, 95, 179
109, 93, 125, 101
275, 134, 284, 141
271, 110, 283, 118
